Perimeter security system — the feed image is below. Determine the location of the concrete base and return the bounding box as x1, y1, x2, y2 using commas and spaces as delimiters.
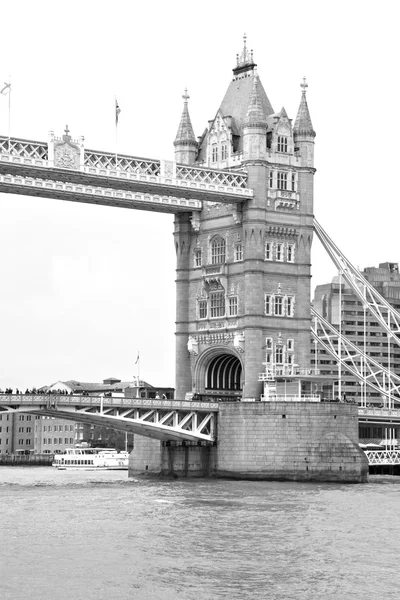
129, 402, 368, 483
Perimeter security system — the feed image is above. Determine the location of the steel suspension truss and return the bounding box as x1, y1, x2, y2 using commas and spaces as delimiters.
314, 218, 400, 345
0, 395, 218, 443
364, 450, 400, 465
311, 307, 400, 403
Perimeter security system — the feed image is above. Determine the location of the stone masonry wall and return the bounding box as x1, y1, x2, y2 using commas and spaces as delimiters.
216, 402, 368, 482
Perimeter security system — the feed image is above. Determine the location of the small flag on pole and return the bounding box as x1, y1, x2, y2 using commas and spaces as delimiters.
115, 98, 121, 126
135, 352, 139, 365
0, 82, 11, 95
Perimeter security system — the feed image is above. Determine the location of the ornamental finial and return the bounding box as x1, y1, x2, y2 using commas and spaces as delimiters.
182, 88, 190, 103
301, 77, 308, 94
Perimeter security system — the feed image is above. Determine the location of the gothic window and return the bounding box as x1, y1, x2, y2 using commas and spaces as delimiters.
211, 237, 226, 264
287, 244, 295, 263
210, 292, 225, 318
265, 295, 272, 315
291, 173, 296, 191
212, 145, 218, 163
228, 296, 238, 317
286, 296, 295, 317
194, 248, 202, 268
199, 300, 208, 319
234, 242, 243, 262
221, 143, 228, 161
274, 296, 283, 316
269, 170, 274, 188
265, 242, 272, 261
275, 347, 284, 364
277, 136, 288, 153
277, 172, 287, 190
276, 243, 283, 262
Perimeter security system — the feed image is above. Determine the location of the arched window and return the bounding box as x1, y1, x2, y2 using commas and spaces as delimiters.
211, 237, 226, 264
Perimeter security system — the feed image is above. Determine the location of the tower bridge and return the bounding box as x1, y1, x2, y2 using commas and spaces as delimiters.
1, 38, 398, 480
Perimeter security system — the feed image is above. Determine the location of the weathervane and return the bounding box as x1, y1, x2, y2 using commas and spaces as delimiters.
301, 77, 308, 94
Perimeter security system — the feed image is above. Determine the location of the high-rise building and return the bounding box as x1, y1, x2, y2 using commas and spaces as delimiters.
174, 37, 316, 401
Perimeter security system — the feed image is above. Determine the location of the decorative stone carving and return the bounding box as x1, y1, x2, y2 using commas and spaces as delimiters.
54, 125, 80, 170
233, 331, 245, 352
191, 212, 201, 232
187, 336, 199, 355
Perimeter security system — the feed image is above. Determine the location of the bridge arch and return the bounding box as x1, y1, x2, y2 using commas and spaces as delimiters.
194, 347, 243, 395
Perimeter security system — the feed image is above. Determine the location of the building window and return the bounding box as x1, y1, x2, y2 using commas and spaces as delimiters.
221, 143, 227, 161
277, 172, 288, 190
210, 292, 225, 318
275, 347, 284, 364
211, 237, 226, 264
286, 296, 294, 317
194, 248, 202, 268
18, 427, 24, 433
265, 337, 273, 350
287, 339, 294, 351
265, 295, 272, 315
26, 427, 31, 433
26, 439, 31, 445
277, 136, 288, 153
228, 297, 238, 317
234, 243, 243, 262
265, 242, 272, 261
291, 173, 296, 191
274, 296, 283, 316
212, 145, 218, 163
19, 415, 24, 421
18, 439, 23, 445
199, 299, 208, 320
287, 244, 295, 263
27, 416, 31, 421
269, 170, 274, 188
276, 243, 283, 262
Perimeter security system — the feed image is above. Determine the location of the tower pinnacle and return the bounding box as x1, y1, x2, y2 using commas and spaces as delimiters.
174, 88, 197, 164
294, 77, 315, 137
233, 33, 256, 78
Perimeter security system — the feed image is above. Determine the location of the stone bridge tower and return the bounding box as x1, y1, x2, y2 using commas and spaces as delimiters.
174, 39, 316, 401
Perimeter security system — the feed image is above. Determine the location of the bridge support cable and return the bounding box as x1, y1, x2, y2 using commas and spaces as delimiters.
311, 307, 400, 406
314, 218, 400, 345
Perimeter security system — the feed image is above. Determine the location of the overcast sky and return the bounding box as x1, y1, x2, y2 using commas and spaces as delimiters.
0, 0, 399, 391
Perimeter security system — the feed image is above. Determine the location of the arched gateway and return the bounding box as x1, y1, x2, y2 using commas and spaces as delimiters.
193, 348, 242, 400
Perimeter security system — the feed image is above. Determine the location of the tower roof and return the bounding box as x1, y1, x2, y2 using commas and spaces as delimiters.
244, 73, 267, 128
174, 89, 197, 147
294, 77, 315, 137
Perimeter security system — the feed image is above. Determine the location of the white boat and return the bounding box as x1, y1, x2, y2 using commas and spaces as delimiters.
52, 447, 129, 470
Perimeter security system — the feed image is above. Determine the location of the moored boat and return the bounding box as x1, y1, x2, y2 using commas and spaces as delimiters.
52, 447, 129, 470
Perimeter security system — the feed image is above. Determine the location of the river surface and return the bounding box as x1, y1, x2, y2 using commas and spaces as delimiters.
1, 468, 400, 600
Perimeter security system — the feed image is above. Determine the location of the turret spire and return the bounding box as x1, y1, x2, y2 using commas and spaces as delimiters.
294, 77, 315, 137
174, 89, 197, 164
233, 33, 256, 78
244, 73, 267, 128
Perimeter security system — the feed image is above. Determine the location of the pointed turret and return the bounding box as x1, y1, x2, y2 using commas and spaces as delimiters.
174, 89, 198, 165
243, 73, 267, 162
293, 78, 315, 168
294, 78, 315, 137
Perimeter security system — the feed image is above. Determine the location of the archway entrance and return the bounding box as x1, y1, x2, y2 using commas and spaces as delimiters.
206, 353, 242, 393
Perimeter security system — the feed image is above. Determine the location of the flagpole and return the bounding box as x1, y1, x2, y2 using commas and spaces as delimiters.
136, 351, 140, 398
8, 76, 11, 154
115, 96, 118, 168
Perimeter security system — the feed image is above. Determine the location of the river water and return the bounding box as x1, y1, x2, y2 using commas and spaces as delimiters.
1, 468, 400, 600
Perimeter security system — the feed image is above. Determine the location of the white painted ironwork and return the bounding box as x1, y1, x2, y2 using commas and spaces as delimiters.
311, 307, 400, 403
364, 450, 400, 465
85, 150, 160, 175
0, 394, 217, 442
358, 407, 400, 421
314, 218, 400, 344
0, 174, 202, 212
176, 164, 248, 189
0, 136, 47, 160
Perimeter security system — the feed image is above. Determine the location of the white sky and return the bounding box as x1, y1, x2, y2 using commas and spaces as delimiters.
0, 0, 399, 391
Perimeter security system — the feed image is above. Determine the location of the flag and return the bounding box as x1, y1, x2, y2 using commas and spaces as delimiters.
115, 98, 121, 126
135, 352, 139, 365
1, 82, 11, 95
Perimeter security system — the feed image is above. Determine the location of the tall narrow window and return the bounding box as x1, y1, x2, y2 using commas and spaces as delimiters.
277, 172, 288, 190
291, 173, 296, 191
287, 339, 294, 352
286, 296, 294, 317
265, 337, 273, 350
194, 248, 202, 268
276, 243, 283, 262
211, 237, 226, 264
210, 292, 225, 318
234, 243, 243, 262
228, 297, 238, 317
275, 347, 284, 364
277, 136, 288, 152
221, 143, 227, 161
265, 295, 272, 315
212, 145, 218, 162
274, 296, 283, 316
199, 300, 208, 320
269, 170, 274, 188
287, 244, 295, 263
265, 242, 272, 261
